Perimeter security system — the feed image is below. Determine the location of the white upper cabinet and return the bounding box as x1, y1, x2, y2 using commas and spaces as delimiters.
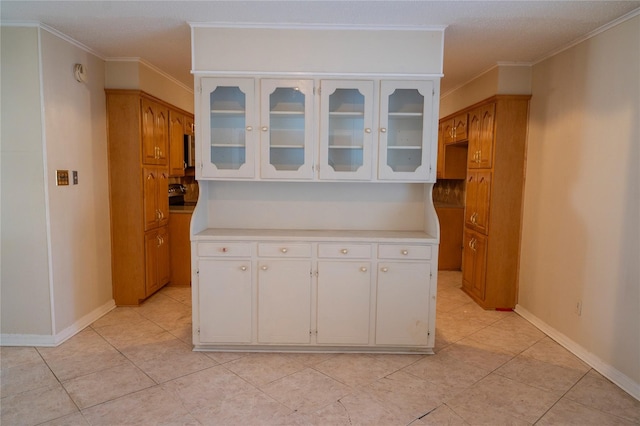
378, 80, 434, 181
260, 79, 315, 180
200, 78, 256, 179
319, 80, 374, 181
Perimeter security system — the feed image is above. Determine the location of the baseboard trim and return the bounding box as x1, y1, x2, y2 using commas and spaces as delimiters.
1, 299, 116, 347
515, 304, 640, 401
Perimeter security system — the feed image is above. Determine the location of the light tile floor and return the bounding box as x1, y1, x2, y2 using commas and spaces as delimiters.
1, 271, 639, 425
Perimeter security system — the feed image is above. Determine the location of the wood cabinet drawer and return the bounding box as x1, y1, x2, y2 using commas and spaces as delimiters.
258, 243, 311, 258
378, 244, 432, 260
198, 242, 251, 257
318, 243, 372, 259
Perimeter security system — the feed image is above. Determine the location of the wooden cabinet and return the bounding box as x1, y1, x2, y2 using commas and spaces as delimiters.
193, 235, 436, 352
468, 104, 495, 169
169, 212, 192, 286
436, 120, 468, 180
435, 207, 464, 270
106, 90, 192, 305
456, 96, 530, 309
442, 113, 468, 145
169, 111, 187, 176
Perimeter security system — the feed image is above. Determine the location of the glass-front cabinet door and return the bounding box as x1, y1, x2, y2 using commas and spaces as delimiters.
200, 78, 256, 178
319, 80, 374, 180
260, 79, 314, 179
378, 80, 434, 181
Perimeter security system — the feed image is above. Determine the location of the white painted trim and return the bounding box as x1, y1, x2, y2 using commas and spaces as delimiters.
191, 70, 443, 79
515, 304, 640, 401
39, 23, 105, 60
532, 7, 640, 66
106, 57, 194, 94
189, 22, 447, 32
0, 299, 116, 347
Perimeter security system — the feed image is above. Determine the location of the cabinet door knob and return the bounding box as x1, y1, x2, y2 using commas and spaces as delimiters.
401, 249, 409, 255
261, 126, 268, 132
246, 126, 253, 131
360, 267, 368, 272
364, 128, 371, 134
341, 249, 348, 254
280, 248, 288, 253
221, 247, 228, 253
380, 128, 387, 133
261, 265, 268, 271
240, 266, 247, 271
381, 267, 389, 273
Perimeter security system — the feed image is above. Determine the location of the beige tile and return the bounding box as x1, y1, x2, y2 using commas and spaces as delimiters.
521, 337, 590, 372
122, 337, 216, 383
537, 397, 636, 425
160, 285, 193, 306
465, 315, 545, 354
161, 364, 258, 412
363, 370, 452, 419
203, 351, 250, 364
446, 373, 559, 424
495, 354, 586, 394
282, 400, 354, 425
364, 353, 425, 370
92, 317, 170, 350
402, 352, 487, 393
440, 337, 515, 372
190, 387, 292, 425
313, 353, 400, 387
1, 359, 59, 397
260, 367, 352, 414
0, 346, 42, 369
225, 352, 306, 386
90, 306, 147, 329
0, 384, 78, 426
62, 361, 155, 409
138, 297, 192, 332
564, 369, 640, 423
414, 404, 467, 425
168, 322, 193, 345
436, 294, 471, 314
279, 352, 338, 367
448, 301, 512, 326
81, 386, 199, 425
39, 411, 90, 425
435, 311, 488, 345
334, 389, 416, 425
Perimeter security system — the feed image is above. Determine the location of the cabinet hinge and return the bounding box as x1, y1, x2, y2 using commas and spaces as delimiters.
197, 328, 200, 334
196, 269, 200, 275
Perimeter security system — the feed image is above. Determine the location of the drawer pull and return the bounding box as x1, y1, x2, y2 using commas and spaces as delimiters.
280, 248, 288, 254
360, 267, 368, 272
221, 247, 228, 253
381, 267, 388, 273
240, 266, 247, 271
401, 249, 409, 255
341, 249, 348, 254
261, 265, 268, 271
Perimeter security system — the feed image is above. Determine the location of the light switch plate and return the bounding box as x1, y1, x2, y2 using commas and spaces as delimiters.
73, 171, 78, 185
56, 170, 70, 186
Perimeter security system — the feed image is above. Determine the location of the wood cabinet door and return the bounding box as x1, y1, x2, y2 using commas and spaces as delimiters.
453, 113, 468, 142
317, 261, 371, 344
464, 170, 491, 234
477, 104, 495, 168
375, 262, 430, 346
257, 260, 311, 344
198, 259, 252, 343
141, 99, 158, 165
169, 111, 186, 176
156, 226, 171, 288
157, 168, 169, 228
436, 122, 445, 179
144, 230, 160, 295
462, 229, 487, 301
155, 106, 169, 165
442, 118, 455, 145
143, 168, 159, 231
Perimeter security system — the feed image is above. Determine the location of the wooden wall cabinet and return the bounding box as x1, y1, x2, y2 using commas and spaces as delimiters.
442, 112, 468, 145
106, 90, 192, 305
169, 212, 193, 287
458, 96, 530, 309
169, 111, 187, 176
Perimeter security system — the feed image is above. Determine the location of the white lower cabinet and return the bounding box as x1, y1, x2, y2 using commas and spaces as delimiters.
194, 236, 436, 352
257, 259, 312, 344
198, 259, 252, 343
317, 260, 371, 344
376, 261, 431, 346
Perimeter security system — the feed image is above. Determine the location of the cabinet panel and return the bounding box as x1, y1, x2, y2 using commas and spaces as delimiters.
144, 226, 170, 296
462, 229, 487, 301
201, 78, 256, 178
465, 170, 491, 234
317, 243, 372, 259
260, 79, 315, 179
142, 167, 169, 231
317, 261, 370, 344
199, 259, 252, 343
257, 260, 312, 344
378, 80, 434, 181
169, 111, 186, 176
375, 262, 431, 346
319, 80, 374, 180
468, 104, 495, 169
169, 213, 192, 286
378, 244, 431, 260
257, 243, 312, 258
141, 99, 169, 166
198, 242, 252, 257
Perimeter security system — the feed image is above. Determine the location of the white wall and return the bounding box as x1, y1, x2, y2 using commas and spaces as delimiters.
1, 26, 53, 336
518, 15, 639, 396
1, 26, 114, 344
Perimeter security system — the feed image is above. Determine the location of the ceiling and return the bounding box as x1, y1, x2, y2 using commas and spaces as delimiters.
2, 1, 639, 94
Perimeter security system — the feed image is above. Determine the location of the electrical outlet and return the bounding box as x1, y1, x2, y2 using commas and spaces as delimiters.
575, 301, 582, 316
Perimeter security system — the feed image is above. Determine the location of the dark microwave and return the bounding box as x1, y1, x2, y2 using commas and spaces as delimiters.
184, 134, 195, 168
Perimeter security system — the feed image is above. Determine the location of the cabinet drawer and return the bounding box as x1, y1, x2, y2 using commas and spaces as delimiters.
198, 242, 252, 257
318, 243, 372, 259
258, 243, 311, 258
378, 244, 431, 260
